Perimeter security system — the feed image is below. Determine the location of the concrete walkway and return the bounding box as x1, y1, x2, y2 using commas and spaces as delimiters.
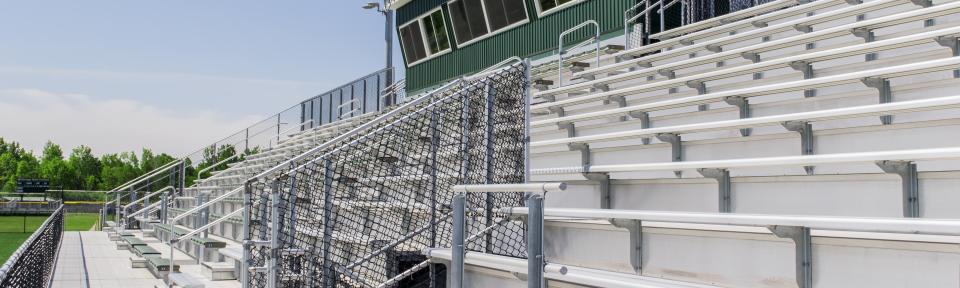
51, 231, 165, 288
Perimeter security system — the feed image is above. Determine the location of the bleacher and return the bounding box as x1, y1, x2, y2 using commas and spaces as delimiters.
97, 0, 960, 287
449, 0, 960, 287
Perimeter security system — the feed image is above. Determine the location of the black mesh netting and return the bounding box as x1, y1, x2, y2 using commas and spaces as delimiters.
0, 205, 64, 287
245, 63, 529, 288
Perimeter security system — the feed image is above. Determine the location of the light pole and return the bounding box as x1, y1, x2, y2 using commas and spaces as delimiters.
363, 1, 395, 105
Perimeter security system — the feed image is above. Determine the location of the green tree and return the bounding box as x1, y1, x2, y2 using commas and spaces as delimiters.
68, 145, 101, 190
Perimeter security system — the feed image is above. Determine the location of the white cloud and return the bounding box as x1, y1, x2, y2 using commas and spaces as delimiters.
0, 89, 264, 157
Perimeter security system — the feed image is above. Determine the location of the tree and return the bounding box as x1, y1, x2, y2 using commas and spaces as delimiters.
68, 145, 101, 190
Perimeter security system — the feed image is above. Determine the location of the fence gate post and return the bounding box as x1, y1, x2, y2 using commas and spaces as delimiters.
526, 194, 544, 288
452, 193, 466, 288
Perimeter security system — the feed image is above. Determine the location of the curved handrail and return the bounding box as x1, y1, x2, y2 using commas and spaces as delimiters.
558, 20, 600, 85
196, 154, 240, 181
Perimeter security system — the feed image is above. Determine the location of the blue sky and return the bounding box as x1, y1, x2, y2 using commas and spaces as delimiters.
0, 1, 405, 155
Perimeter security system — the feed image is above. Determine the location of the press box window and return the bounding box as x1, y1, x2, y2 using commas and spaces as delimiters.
448, 0, 529, 45
537, 0, 580, 15
400, 9, 452, 65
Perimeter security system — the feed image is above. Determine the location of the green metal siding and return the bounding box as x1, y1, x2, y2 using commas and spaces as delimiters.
398, 0, 634, 92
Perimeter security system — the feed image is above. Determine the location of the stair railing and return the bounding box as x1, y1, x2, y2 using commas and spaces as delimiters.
558, 20, 600, 85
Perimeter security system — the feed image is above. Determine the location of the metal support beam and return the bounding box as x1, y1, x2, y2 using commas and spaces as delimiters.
687, 80, 709, 111
789, 61, 816, 98
268, 180, 281, 288
628, 111, 651, 145
698, 168, 732, 213
584, 173, 612, 209
876, 160, 920, 218
527, 194, 545, 288
861, 77, 893, 124
656, 133, 683, 178
769, 226, 812, 288
569, 143, 592, 172
559, 122, 576, 139
742, 52, 762, 80
782, 121, 815, 175
609, 96, 628, 122
658, 69, 678, 94
936, 36, 960, 78
609, 219, 642, 274
852, 28, 877, 61
241, 181, 252, 288
451, 193, 466, 288
724, 96, 752, 136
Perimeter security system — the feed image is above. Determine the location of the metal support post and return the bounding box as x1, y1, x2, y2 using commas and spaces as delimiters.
241, 181, 252, 288
320, 160, 336, 288
769, 226, 812, 288
656, 133, 683, 178
724, 96, 752, 136
686, 80, 708, 111
161, 193, 168, 225
876, 161, 920, 217
269, 179, 281, 288
609, 219, 642, 274
936, 36, 960, 78
484, 84, 496, 253
569, 143, 592, 172
527, 194, 544, 288
451, 193, 466, 288
658, 70, 678, 94
584, 173, 612, 209
698, 168, 732, 213
628, 111, 651, 145
851, 27, 878, 61
789, 61, 816, 98
861, 77, 892, 124
741, 52, 763, 80
782, 121, 815, 175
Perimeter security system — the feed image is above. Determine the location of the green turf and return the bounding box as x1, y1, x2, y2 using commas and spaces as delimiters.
0, 233, 31, 264
0, 216, 46, 233
64, 213, 99, 231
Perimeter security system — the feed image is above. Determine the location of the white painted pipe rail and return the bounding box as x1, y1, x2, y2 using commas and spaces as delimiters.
533, 95, 960, 147
172, 208, 243, 244
451, 183, 567, 193
196, 155, 239, 181
542, 22, 960, 99
170, 186, 243, 224
128, 200, 162, 219
533, 55, 960, 114
532, 147, 960, 174
558, 20, 600, 85
503, 208, 960, 236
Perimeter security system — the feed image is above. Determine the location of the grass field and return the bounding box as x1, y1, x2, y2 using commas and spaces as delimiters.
0, 213, 101, 264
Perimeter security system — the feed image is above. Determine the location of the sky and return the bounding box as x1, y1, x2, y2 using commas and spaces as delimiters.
0, 1, 405, 157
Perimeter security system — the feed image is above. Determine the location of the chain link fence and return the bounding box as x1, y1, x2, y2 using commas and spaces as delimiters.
244, 62, 529, 288
0, 204, 64, 287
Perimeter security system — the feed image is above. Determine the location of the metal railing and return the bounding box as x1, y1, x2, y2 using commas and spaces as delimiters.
0, 204, 64, 288
242, 60, 531, 288
558, 20, 600, 85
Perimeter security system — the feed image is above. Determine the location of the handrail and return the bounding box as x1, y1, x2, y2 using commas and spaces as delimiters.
197, 154, 240, 181
558, 20, 600, 85
110, 160, 182, 193
170, 186, 243, 224
253, 77, 465, 180
286, 62, 524, 175
128, 200, 163, 219
168, 208, 243, 272
122, 186, 174, 210
172, 208, 243, 244
468, 57, 522, 81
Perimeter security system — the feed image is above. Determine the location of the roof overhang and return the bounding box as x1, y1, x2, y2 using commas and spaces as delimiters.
385, 0, 413, 10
